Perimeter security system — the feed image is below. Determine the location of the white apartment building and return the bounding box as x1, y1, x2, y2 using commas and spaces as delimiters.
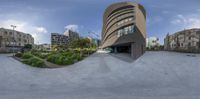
146, 37, 160, 49
0, 28, 34, 52
164, 28, 200, 52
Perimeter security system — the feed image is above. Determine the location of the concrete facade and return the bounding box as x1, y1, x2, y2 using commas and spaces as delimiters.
164, 28, 200, 52
0, 28, 34, 52
51, 33, 69, 51
101, 2, 146, 59
64, 30, 79, 42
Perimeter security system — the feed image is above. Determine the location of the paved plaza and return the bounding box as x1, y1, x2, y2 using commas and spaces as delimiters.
0, 52, 200, 99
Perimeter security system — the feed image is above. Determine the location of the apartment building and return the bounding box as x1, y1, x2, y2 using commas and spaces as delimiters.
51, 33, 69, 51
64, 30, 79, 42
164, 28, 200, 52
0, 28, 34, 52
146, 37, 160, 49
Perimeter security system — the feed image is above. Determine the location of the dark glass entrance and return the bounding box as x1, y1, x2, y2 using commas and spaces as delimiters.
117, 46, 131, 53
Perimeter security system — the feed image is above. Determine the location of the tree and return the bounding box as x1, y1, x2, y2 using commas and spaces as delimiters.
69, 38, 91, 49
24, 44, 32, 49
21, 44, 32, 53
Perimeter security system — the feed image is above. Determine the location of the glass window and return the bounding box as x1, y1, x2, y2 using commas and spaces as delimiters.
117, 30, 121, 37
124, 27, 128, 34
131, 25, 135, 33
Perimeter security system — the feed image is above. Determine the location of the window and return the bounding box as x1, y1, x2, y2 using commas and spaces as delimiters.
4, 31, 8, 35
181, 43, 183, 47
117, 25, 135, 37
124, 27, 129, 34
188, 37, 191, 40
117, 30, 123, 37
193, 42, 196, 46
116, 17, 135, 26
9, 32, 12, 35
188, 42, 191, 47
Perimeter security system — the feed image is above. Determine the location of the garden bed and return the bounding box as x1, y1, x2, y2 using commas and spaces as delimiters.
14, 48, 96, 68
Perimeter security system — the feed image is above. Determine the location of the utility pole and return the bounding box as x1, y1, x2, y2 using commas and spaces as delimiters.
11, 25, 16, 54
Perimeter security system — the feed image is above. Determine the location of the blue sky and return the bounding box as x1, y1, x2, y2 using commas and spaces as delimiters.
0, 0, 200, 44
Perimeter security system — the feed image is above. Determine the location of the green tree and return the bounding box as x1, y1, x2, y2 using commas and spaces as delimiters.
24, 44, 32, 49
69, 38, 91, 48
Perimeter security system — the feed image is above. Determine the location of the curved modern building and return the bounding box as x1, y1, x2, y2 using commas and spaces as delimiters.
101, 2, 146, 59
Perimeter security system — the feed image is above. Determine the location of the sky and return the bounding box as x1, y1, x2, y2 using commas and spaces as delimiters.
0, 0, 200, 45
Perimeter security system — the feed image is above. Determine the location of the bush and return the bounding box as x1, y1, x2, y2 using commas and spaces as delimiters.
33, 60, 45, 67
47, 55, 56, 63
63, 58, 74, 65
62, 51, 73, 57
15, 53, 23, 58
31, 50, 48, 59
46, 49, 94, 65
22, 57, 45, 68
22, 59, 32, 65
22, 53, 33, 59
55, 56, 65, 65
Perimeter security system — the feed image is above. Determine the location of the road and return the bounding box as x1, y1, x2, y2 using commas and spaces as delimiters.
0, 52, 200, 99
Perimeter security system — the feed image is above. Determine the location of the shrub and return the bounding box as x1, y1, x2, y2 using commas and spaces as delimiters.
31, 50, 48, 59
15, 53, 23, 58
37, 53, 47, 59
22, 57, 45, 68
33, 59, 45, 68
22, 59, 32, 65
63, 58, 74, 65
55, 56, 65, 65
62, 51, 73, 57
22, 53, 33, 59
47, 54, 60, 63
46, 49, 92, 65
47, 55, 56, 63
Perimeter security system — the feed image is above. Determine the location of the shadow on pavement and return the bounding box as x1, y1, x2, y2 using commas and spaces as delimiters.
109, 53, 135, 63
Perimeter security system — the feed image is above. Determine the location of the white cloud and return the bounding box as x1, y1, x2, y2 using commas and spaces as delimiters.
35, 27, 48, 33
0, 19, 48, 44
171, 14, 200, 29
64, 24, 79, 32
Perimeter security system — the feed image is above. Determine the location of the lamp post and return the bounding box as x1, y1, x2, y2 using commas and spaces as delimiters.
11, 25, 16, 54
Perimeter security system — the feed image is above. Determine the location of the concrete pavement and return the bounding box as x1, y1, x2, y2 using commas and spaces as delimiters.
0, 52, 200, 99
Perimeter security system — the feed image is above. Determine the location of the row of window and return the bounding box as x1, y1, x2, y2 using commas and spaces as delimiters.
173, 36, 199, 41
3, 42, 32, 46
172, 42, 198, 47
2, 31, 31, 38
107, 12, 134, 24
1, 37, 33, 42
107, 7, 134, 21
117, 25, 135, 37
116, 17, 134, 26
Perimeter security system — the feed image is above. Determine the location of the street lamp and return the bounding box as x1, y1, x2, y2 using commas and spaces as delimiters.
11, 25, 17, 54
